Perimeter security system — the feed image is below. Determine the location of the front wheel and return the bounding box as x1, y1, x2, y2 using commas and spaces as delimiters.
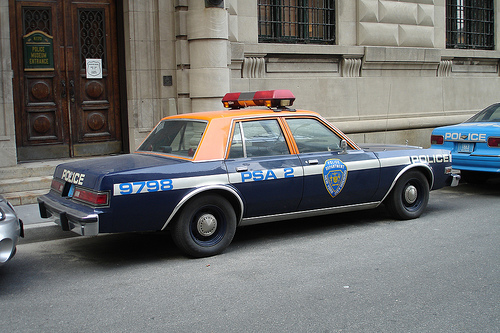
385, 170, 429, 220
172, 194, 237, 258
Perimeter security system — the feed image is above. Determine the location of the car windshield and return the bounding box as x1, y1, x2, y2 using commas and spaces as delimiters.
137, 119, 208, 158
466, 104, 500, 123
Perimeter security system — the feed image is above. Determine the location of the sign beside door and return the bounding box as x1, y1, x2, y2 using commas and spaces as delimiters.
86, 59, 102, 79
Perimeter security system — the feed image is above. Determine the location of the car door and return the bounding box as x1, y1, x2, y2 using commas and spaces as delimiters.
285, 117, 381, 210
224, 118, 303, 218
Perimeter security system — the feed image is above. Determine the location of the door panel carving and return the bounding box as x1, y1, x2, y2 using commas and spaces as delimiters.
27, 77, 55, 105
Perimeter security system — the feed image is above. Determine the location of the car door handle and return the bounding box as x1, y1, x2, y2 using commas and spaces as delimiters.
306, 159, 319, 165
236, 166, 248, 172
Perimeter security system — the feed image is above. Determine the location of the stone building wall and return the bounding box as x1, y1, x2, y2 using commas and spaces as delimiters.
0, 0, 16, 167
227, 0, 500, 146
1, 0, 499, 166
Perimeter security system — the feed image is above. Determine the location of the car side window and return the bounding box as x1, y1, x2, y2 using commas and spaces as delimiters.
229, 119, 289, 158
286, 118, 343, 153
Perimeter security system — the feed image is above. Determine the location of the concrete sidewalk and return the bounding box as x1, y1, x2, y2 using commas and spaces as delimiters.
15, 203, 77, 244
15, 203, 47, 226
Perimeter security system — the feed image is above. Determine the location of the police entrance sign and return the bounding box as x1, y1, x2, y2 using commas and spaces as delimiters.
23, 31, 54, 71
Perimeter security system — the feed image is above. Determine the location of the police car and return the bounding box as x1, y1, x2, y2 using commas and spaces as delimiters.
38, 90, 459, 257
431, 103, 500, 183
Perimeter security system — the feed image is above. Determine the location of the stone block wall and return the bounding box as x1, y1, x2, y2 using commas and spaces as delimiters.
228, 0, 500, 148
0, 0, 17, 167
1, 0, 498, 165
358, 0, 438, 48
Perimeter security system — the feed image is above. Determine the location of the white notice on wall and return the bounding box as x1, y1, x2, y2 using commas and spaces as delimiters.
86, 59, 102, 79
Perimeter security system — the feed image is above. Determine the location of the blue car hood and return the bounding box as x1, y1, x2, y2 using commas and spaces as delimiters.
53, 153, 187, 189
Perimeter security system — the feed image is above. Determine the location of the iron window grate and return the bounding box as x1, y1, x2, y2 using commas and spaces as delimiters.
446, 0, 494, 50
23, 7, 52, 35
258, 0, 335, 45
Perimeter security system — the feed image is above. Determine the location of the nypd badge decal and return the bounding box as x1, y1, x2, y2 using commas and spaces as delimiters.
323, 159, 348, 198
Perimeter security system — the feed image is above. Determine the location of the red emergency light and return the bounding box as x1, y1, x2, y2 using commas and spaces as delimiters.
222, 90, 295, 109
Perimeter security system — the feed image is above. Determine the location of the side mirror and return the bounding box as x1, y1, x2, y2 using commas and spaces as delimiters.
340, 140, 347, 154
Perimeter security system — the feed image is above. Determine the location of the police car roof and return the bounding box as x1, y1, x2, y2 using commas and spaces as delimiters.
161, 108, 320, 122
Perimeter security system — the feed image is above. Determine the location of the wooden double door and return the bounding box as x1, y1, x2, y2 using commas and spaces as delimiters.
10, 0, 124, 161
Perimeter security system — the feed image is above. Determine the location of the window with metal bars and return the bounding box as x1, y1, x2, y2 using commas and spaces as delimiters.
446, 0, 494, 50
258, 0, 335, 45
23, 7, 52, 35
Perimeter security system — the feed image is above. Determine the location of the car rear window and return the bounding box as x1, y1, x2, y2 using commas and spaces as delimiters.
137, 120, 208, 158
466, 104, 500, 123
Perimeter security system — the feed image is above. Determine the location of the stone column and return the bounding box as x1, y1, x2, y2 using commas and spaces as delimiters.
187, 0, 230, 112
0, 0, 17, 167
123, 0, 162, 150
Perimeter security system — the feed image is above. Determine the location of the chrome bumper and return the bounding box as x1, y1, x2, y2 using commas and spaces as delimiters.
38, 196, 99, 236
445, 167, 461, 187
450, 173, 461, 187
0, 221, 22, 264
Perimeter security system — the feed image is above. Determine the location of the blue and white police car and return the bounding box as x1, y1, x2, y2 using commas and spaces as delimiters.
39, 90, 459, 257
431, 103, 500, 183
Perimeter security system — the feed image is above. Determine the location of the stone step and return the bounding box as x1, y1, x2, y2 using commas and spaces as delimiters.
0, 158, 90, 205
3, 189, 49, 206
0, 160, 60, 180
0, 176, 53, 194
0, 160, 60, 206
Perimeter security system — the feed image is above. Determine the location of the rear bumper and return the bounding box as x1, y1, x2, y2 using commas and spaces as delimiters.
445, 166, 461, 187
38, 194, 99, 236
452, 154, 500, 173
449, 173, 461, 187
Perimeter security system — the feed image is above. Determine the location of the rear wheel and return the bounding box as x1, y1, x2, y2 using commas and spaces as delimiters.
385, 170, 429, 220
172, 194, 237, 258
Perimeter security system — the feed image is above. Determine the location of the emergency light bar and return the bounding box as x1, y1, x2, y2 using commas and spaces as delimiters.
222, 90, 295, 109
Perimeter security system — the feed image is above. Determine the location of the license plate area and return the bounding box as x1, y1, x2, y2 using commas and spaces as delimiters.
457, 142, 475, 153
67, 184, 76, 197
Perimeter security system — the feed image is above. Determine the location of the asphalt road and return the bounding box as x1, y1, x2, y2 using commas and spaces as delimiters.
1, 179, 499, 333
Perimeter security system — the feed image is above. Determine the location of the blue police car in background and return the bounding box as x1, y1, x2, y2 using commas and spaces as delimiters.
431, 103, 500, 183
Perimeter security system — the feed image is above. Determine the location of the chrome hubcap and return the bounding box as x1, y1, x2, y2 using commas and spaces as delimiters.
197, 213, 217, 237
404, 185, 418, 204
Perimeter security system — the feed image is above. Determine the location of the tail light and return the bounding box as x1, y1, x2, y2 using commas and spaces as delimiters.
488, 137, 500, 148
51, 178, 65, 193
431, 135, 444, 145
73, 188, 109, 206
